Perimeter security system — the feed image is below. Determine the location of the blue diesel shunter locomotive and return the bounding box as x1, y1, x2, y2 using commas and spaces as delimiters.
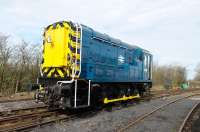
36, 21, 153, 109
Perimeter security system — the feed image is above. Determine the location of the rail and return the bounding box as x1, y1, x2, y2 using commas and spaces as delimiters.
178, 102, 200, 132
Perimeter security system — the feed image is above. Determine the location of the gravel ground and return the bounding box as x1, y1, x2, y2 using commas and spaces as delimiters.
191, 107, 200, 132
0, 100, 43, 112
181, 97, 200, 132
29, 92, 200, 132
126, 96, 200, 132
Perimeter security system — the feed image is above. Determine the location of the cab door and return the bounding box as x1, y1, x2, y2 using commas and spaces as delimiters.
143, 53, 152, 80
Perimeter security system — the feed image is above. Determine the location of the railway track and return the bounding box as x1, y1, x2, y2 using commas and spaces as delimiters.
0, 107, 97, 132
178, 101, 200, 132
0, 105, 49, 131
0, 89, 199, 132
0, 105, 47, 118
151, 88, 200, 98
116, 92, 200, 132
0, 98, 34, 104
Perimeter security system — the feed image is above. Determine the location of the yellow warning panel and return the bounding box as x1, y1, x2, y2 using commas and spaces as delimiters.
43, 23, 70, 67
41, 21, 81, 79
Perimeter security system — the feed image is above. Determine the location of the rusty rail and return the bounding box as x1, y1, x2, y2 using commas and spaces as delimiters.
178, 101, 200, 132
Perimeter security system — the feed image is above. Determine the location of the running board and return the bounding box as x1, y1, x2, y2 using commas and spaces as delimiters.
103, 94, 140, 104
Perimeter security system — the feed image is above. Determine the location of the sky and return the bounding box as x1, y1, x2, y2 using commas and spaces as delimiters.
0, 0, 200, 79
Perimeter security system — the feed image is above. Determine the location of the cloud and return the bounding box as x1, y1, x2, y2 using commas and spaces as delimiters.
0, 0, 200, 79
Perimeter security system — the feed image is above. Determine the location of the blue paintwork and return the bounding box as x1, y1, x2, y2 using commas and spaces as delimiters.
80, 25, 152, 83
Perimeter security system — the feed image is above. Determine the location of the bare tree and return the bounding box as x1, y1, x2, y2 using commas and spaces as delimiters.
14, 40, 41, 93
153, 64, 187, 89
194, 63, 200, 81
0, 34, 12, 94
0, 34, 41, 95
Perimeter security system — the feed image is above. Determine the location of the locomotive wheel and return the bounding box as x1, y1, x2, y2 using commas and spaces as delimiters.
138, 88, 144, 97
91, 84, 104, 109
